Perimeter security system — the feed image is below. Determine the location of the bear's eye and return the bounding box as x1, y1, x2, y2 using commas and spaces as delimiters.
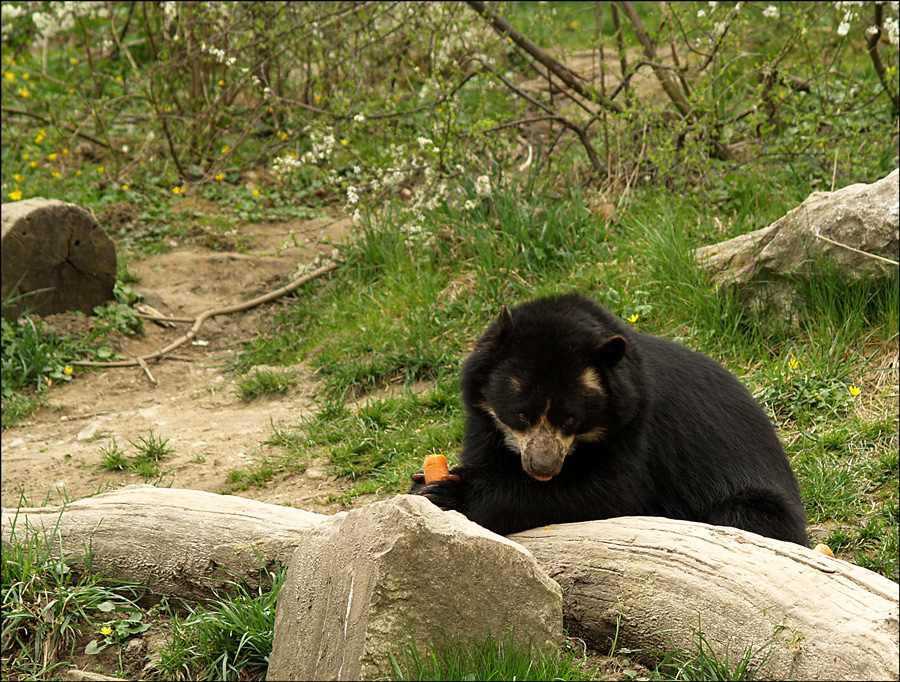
516, 412, 530, 425
563, 416, 576, 427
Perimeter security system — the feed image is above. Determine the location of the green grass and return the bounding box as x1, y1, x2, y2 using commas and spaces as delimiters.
1, 508, 146, 680
154, 566, 285, 682
387, 629, 599, 681
96, 431, 176, 479
235, 369, 298, 401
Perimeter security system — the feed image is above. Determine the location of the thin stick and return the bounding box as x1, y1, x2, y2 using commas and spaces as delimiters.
812, 233, 899, 266
71, 261, 340, 368
136, 356, 157, 384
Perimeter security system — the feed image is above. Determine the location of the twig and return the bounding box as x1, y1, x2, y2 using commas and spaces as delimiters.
866, 2, 900, 118
135, 356, 157, 384
465, 1, 623, 115
1, 107, 111, 149
812, 234, 899, 266
71, 261, 340, 369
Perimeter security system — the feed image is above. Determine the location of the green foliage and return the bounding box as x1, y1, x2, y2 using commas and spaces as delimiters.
387, 628, 596, 682
236, 369, 298, 401
1, 510, 144, 679
97, 431, 175, 479
155, 566, 285, 682
650, 618, 779, 681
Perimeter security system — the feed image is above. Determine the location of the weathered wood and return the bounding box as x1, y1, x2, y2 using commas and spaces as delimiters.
3, 487, 897, 681
1, 485, 326, 602
1, 197, 117, 320
512, 519, 899, 681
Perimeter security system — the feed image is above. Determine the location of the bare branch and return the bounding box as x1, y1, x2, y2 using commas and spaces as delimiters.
465, 1, 623, 115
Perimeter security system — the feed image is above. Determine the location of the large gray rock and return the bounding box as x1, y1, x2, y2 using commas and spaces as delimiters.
267, 494, 563, 681
696, 169, 899, 318
1, 197, 117, 321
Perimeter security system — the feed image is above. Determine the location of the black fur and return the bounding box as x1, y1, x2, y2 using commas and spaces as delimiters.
412, 293, 808, 545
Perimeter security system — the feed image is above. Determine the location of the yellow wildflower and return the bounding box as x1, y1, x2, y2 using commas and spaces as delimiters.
97, 166, 105, 174
18, 86, 31, 98
252, 188, 260, 197
48, 152, 58, 160
627, 313, 639, 323
69, 57, 78, 65
214, 173, 224, 181
29, 161, 37, 168
121, 184, 129, 190
221, 145, 229, 154
64, 365, 73, 375
3, 71, 14, 83
788, 355, 800, 371
848, 385, 861, 396
100, 626, 113, 637
9, 189, 22, 201
51, 171, 61, 178
218, 79, 225, 86
340, 139, 349, 146
13, 174, 24, 182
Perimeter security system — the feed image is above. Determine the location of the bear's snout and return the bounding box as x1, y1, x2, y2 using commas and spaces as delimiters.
521, 428, 569, 481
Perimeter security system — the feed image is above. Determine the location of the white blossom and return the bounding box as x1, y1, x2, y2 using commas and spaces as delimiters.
273, 154, 302, 175
346, 186, 359, 206
837, 21, 850, 36
763, 5, 779, 19
474, 175, 491, 197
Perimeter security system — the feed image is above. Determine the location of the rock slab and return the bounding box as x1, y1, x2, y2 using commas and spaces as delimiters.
267, 494, 563, 681
1, 197, 117, 320
696, 169, 899, 316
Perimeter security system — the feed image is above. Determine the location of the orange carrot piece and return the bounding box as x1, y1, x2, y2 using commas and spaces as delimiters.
813, 543, 835, 557
423, 454, 450, 483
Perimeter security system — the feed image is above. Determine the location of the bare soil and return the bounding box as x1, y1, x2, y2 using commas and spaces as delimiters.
1, 214, 366, 515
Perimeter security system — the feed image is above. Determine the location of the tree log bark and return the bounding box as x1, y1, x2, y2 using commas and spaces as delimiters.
512, 520, 899, 681
1, 198, 117, 321
3, 487, 897, 680
1, 485, 326, 603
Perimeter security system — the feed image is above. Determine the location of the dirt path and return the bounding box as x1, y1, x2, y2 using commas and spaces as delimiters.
1, 215, 360, 514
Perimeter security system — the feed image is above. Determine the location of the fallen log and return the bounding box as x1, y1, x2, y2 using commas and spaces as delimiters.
2, 487, 897, 680
1, 485, 327, 603
512, 520, 899, 681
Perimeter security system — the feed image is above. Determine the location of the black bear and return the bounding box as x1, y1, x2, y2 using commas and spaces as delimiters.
412, 293, 808, 545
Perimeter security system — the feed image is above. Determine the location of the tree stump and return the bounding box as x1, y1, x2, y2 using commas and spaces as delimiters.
1, 197, 117, 320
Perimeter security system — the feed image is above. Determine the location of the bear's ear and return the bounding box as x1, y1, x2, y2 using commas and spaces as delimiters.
496, 305, 513, 341
596, 335, 627, 366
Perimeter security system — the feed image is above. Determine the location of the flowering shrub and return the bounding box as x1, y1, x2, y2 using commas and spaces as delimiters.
1, 1, 897, 231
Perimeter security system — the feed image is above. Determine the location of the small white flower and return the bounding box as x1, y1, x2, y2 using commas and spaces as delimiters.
352, 209, 361, 222
837, 21, 850, 36
697, 9, 706, 18
353, 113, 366, 122
346, 186, 359, 206
763, 5, 779, 19
884, 16, 899, 45
464, 199, 477, 210
417, 136, 433, 148
474, 175, 491, 197
866, 25, 879, 36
